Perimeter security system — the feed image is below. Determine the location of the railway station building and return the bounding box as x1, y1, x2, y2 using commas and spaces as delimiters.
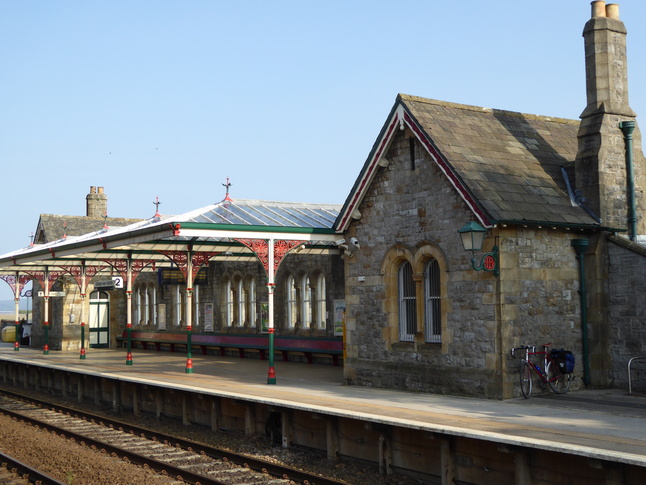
0, 1, 644, 399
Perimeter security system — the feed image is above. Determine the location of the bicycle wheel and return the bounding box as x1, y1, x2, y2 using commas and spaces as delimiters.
547, 361, 571, 394
519, 361, 532, 398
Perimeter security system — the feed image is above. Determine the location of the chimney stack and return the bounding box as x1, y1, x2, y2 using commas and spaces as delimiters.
575, 2, 645, 235
86, 186, 108, 219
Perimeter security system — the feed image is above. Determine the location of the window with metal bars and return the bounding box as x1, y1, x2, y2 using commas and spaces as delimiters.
286, 274, 298, 328
316, 274, 327, 329
237, 278, 246, 326
225, 279, 234, 327
248, 278, 256, 327
398, 261, 417, 342
301, 274, 312, 328
424, 259, 441, 343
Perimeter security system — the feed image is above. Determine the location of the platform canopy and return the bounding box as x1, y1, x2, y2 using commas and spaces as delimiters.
0, 198, 344, 380
0, 198, 343, 275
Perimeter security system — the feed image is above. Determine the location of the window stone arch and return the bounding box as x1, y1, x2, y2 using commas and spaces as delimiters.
381, 244, 414, 347
382, 242, 449, 349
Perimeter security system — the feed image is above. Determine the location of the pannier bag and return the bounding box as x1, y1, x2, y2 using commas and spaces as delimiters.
551, 349, 575, 374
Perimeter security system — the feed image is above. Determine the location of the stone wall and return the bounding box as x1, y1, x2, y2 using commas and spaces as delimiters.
29, 275, 127, 351
499, 228, 583, 397
607, 236, 646, 391
30, 278, 69, 351
343, 129, 585, 399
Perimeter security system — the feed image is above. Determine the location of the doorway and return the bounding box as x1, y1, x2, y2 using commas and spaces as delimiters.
88, 290, 110, 348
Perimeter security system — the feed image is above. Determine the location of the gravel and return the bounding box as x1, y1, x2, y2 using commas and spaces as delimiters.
0, 385, 424, 485
0, 412, 180, 484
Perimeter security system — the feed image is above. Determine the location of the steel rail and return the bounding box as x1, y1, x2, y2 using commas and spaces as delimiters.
0, 450, 67, 485
0, 388, 349, 485
0, 406, 233, 485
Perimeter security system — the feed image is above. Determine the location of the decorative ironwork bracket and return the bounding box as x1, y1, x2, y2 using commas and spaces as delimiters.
471, 245, 499, 276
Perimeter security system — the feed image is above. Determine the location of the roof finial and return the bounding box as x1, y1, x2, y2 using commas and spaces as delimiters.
62, 221, 67, 240
153, 196, 161, 218
102, 211, 109, 231
222, 177, 232, 201
29, 233, 34, 248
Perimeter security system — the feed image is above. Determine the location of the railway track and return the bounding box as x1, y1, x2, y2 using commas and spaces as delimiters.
0, 389, 348, 485
0, 450, 65, 485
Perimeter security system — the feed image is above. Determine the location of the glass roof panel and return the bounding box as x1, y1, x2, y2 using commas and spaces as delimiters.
183, 199, 340, 229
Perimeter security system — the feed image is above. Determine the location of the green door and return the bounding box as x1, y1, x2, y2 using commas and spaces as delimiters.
89, 290, 109, 348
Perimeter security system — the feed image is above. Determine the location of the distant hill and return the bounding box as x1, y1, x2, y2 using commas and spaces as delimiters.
0, 300, 31, 312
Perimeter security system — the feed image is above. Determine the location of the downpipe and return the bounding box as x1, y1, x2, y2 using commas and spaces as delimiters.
619, 121, 637, 241
571, 238, 591, 386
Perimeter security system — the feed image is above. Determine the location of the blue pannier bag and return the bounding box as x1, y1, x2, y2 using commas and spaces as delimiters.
551, 349, 575, 374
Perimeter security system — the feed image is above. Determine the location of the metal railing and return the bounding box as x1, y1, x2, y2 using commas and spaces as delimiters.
627, 356, 646, 395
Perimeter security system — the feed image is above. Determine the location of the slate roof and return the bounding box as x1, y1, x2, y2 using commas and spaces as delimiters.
336, 94, 600, 231
401, 95, 597, 226
34, 214, 144, 245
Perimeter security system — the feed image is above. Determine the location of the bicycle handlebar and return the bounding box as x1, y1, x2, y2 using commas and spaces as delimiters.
511, 345, 536, 357
511, 343, 556, 358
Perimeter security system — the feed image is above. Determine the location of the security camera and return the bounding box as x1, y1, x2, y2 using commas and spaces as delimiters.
349, 237, 360, 249
334, 238, 346, 246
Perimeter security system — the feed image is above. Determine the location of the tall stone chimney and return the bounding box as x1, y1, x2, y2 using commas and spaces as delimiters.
575, 1, 645, 236
86, 186, 108, 219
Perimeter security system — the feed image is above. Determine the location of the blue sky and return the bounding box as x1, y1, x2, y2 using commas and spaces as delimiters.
1, 1, 645, 301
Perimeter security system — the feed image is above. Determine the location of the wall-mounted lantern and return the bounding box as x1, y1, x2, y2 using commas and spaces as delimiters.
457, 221, 499, 276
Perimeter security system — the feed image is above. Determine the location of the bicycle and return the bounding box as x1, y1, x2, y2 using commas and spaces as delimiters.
511, 343, 572, 398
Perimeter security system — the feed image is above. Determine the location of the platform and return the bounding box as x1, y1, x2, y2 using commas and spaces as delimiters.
1, 343, 645, 468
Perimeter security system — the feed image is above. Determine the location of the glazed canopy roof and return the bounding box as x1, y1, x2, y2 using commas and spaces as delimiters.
181, 198, 340, 227
0, 198, 342, 273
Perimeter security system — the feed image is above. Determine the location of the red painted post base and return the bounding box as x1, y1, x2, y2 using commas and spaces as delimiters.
43, 344, 49, 355
267, 366, 276, 385
186, 358, 193, 374
126, 352, 133, 366
13, 341, 19, 351
80, 348, 86, 360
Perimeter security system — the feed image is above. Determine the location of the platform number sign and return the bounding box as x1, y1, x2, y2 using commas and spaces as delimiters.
94, 276, 124, 291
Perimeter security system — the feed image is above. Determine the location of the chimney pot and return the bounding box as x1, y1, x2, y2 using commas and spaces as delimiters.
605, 3, 619, 20
86, 186, 108, 218
591, 1, 606, 18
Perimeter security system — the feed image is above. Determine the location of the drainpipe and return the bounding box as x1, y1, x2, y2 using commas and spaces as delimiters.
571, 238, 591, 386
619, 121, 637, 241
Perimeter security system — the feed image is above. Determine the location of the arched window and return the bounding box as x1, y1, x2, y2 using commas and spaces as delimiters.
248, 278, 257, 328
151, 286, 157, 326
143, 285, 150, 325
225, 279, 234, 327
316, 274, 326, 329
174, 285, 184, 326
383, 244, 445, 347
398, 261, 416, 342
286, 274, 298, 328
193, 285, 199, 328
301, 274, 312, 328
134, 285, 141, 325
424, 258, 441, 343
237, 278, 246, 327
